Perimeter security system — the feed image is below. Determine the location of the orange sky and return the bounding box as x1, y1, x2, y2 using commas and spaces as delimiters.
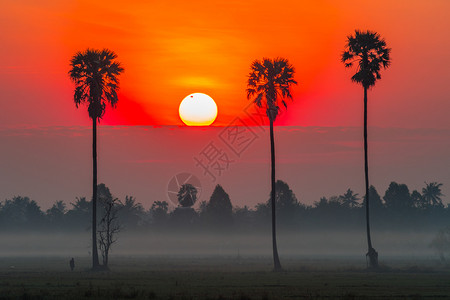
1, 0, 449, 128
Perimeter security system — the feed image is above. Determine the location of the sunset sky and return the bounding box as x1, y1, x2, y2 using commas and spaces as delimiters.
0, 1, 449, 208
1, 0, 449, 128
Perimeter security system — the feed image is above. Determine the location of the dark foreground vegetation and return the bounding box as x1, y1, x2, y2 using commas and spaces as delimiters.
1, 256, 450, 299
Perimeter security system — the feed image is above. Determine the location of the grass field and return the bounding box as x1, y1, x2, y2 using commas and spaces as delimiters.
1, 256, 450, 299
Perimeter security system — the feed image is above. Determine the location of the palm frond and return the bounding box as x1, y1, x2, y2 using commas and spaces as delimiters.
254, 93, 264, 107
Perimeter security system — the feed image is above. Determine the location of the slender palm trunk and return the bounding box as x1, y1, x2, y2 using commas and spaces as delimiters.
92, 117, 100, 269
364, 87, 378, 268
269, 119, 282, 271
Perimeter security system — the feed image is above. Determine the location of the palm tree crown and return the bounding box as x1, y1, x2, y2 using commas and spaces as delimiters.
177, 184, 198, 207
341, 30, 391, 88
340, 189, 360, 208
69, 48, 124, 120
247, 58, 297, 120
422, 182, 444, 207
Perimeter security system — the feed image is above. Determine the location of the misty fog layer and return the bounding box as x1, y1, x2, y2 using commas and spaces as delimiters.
0, 230, 437, 260
1, 180, 448, 263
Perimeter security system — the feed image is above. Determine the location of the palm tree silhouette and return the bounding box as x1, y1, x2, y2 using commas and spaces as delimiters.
69, 48, 124, 269
342, 30, 391, 268
177, 183, 198, 207
247, 57, 297, 271
340, 189, 360, 208
422, 182, 444, 208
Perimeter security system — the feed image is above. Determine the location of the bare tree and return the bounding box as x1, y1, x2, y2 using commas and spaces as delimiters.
98, 195, 121, 268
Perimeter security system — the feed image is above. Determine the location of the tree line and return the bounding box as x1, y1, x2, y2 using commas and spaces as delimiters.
1, 180, 446, 233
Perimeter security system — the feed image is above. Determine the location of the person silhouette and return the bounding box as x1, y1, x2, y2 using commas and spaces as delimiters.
69, 258, 75, 271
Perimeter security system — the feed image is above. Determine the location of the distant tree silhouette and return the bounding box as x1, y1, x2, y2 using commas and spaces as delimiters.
342, 30, 391, 268
0, 196, 44, 229
97, 183, 113, 204
69, 48, 124, 269
198, 200, 208, 218
383, 182, 413, 210
247, 57, 297, 271
311, 194, 364, 230
274, 180, 301, 225
64, 197, 92, 230
206, 184, 233, 228
366, 185, 384, 212
177, 184, 198, 207
254, 202, 271, 223
119, 196, 145, 228
422, 182, 444, 208
233, 205, 254, 229
150, 201, 169, 226
171, 184, 198, 227
313, 196, 344, 212
411, 190, 426, 209
314, 197, 329, 209
65, 197, 91, 230
46, 200, 67, 225
339, 189, 360, 208
71, 197, 91, 213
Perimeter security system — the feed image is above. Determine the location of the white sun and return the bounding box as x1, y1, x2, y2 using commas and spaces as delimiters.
179, 93, 218, 126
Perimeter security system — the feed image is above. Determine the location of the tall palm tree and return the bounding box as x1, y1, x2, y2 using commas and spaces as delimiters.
69, 48, 124, 269
247, 57, 297, 271
422, 182, 444, 208
342, 30, 391, 268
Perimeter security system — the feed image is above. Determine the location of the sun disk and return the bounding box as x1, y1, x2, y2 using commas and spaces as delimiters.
179, 93, 218, 126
